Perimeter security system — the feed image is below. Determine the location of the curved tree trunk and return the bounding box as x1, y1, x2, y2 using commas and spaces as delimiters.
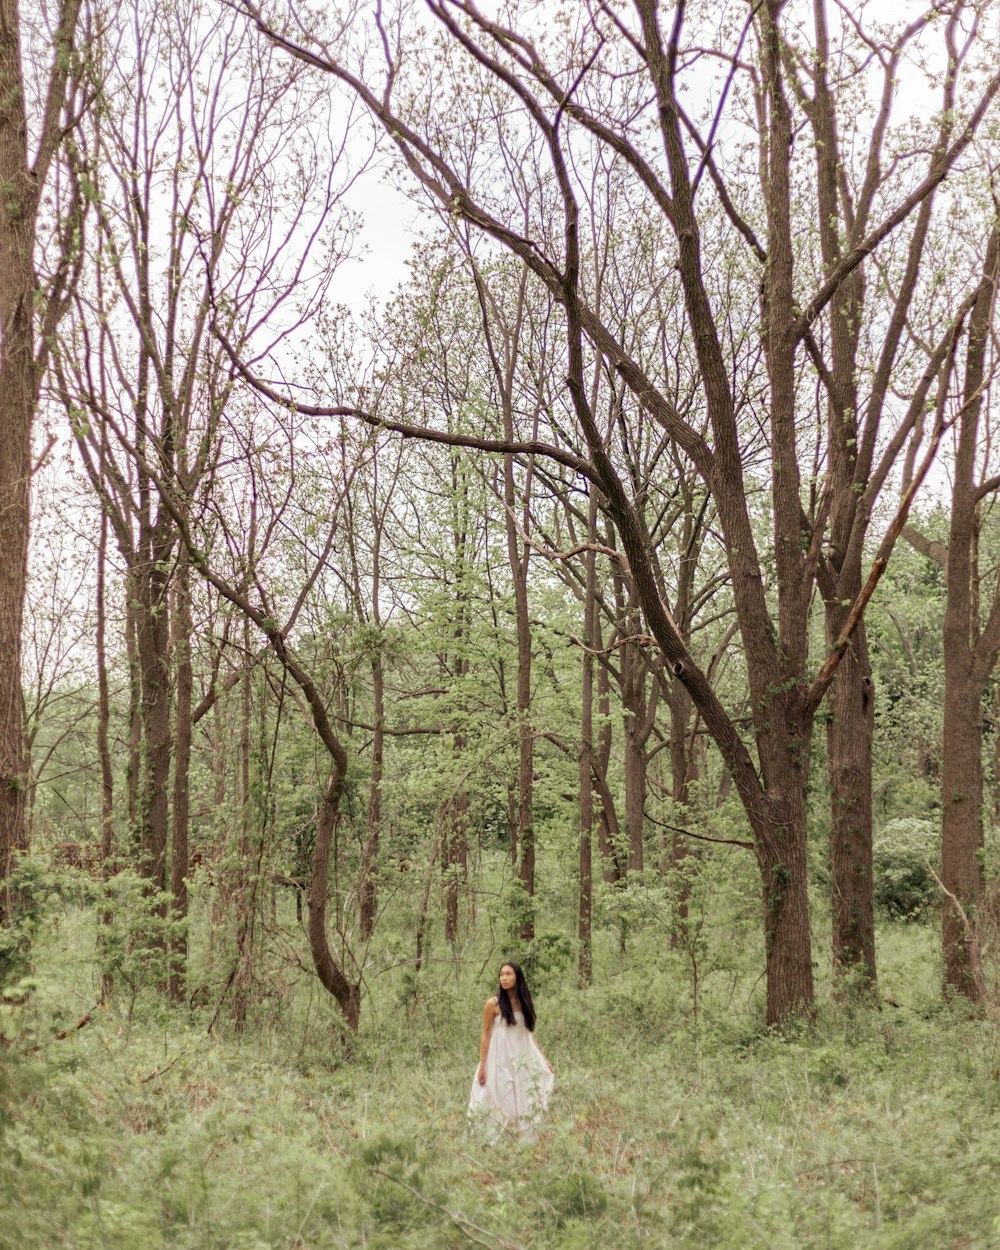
309, 770, 361, 1029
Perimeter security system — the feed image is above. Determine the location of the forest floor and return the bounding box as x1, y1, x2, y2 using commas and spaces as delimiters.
3, 903, 1000, 1250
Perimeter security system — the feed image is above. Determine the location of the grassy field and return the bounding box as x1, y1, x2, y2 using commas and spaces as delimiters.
3, 895, 1000, 1250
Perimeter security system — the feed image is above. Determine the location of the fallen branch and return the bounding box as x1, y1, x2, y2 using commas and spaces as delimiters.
54, 1012, 92, 1040
370, 1168, 525, 1250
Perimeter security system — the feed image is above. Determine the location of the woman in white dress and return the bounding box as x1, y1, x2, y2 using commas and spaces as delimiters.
468, 961, 554, 1140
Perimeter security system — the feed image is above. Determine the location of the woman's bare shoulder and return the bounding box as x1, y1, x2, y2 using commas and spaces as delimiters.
483, 995, 499, 1016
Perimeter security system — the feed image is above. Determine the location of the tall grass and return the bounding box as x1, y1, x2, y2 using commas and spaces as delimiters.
3, 887, 1000, 1249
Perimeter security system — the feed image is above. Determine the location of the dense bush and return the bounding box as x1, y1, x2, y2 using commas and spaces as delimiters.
873, 818, 939, 921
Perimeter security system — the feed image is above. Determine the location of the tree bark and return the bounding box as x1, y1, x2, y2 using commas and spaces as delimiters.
593, 637, 623, 883
940, 646, 984, 1000
310, 772, 360, 1030
826, 626, 876, 982
668, 677, 695, 943
445, 452, 472, 944
124, 567, 143, 837
169, 551, 193, 1002
135, 541, 172, 899
621, 633, 648, 875
578, 492, 598, 984
233, 613, 254, 1029
360, 641, 384, 940
96, 507, 116, 1000
444, 735, 469, 946
508, 470, 535, 937
938, 226, 1000, 1001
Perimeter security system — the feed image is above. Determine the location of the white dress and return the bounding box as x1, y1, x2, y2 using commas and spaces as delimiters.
467, 1008, 554, 1140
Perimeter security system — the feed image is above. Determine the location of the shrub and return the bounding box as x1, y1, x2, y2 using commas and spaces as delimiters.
873, 818, 938, 921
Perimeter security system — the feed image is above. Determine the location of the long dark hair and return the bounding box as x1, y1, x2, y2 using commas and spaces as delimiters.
497, 961, 536, 1031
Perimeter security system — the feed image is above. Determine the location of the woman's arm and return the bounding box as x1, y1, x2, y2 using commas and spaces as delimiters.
477, 997, 497, 1085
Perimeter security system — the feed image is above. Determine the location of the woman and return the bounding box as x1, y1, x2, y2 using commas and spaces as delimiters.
467, 961, 554, 1140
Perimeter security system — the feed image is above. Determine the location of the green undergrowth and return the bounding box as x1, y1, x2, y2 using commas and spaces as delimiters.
3, 908, 1000, 1249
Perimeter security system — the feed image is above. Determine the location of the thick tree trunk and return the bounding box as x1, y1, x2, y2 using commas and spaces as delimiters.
0, 338, 31, 922
938, 227, 1000, 1002
309, 771, 360, 1030
0, 0, 38, 917
808, 0, 878, 993
136, 554, 172, 897
826, 625, 876, 983
940, 654, 984, 1000
758, 808, 814, 1023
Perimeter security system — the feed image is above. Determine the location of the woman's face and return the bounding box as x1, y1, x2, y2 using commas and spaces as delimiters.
498, 964, 517, 991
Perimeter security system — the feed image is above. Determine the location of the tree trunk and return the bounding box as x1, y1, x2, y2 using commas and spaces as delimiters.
504, 449, 535, 937
622, 695, 647, 873
169, 552, 193, 1002
758, 809, 814, 1023
135, 553, 172, 898
938, 227, 1000, 1001
360, 644, 384, 940
940, 650, 984, 1000
594, 649, 624, 882
994, 681, 1000, 827
445, 453, 472, 945
0, 0, 39, 918
125, 568, 144, 838
668, 678, 695, 943
578, 494, 598, 984
309, 771, 360, 1030
0, 346, 31, 923
96, 508, 116, 1000
444, 738, 469, 946
826, 625, 876, 983
233, 621, 254, 1029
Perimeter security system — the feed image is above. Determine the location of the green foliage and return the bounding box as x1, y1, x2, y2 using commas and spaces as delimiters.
4, 905, 1000, 1248
0, 856, 52, 989
873, 819, 939, 921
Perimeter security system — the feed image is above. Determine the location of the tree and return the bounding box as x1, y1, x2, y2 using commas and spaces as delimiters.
905, 219, 1000, 1000
234, 0, 1000, 1022
0, 0, 82, 919
55, 0, 352, 997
